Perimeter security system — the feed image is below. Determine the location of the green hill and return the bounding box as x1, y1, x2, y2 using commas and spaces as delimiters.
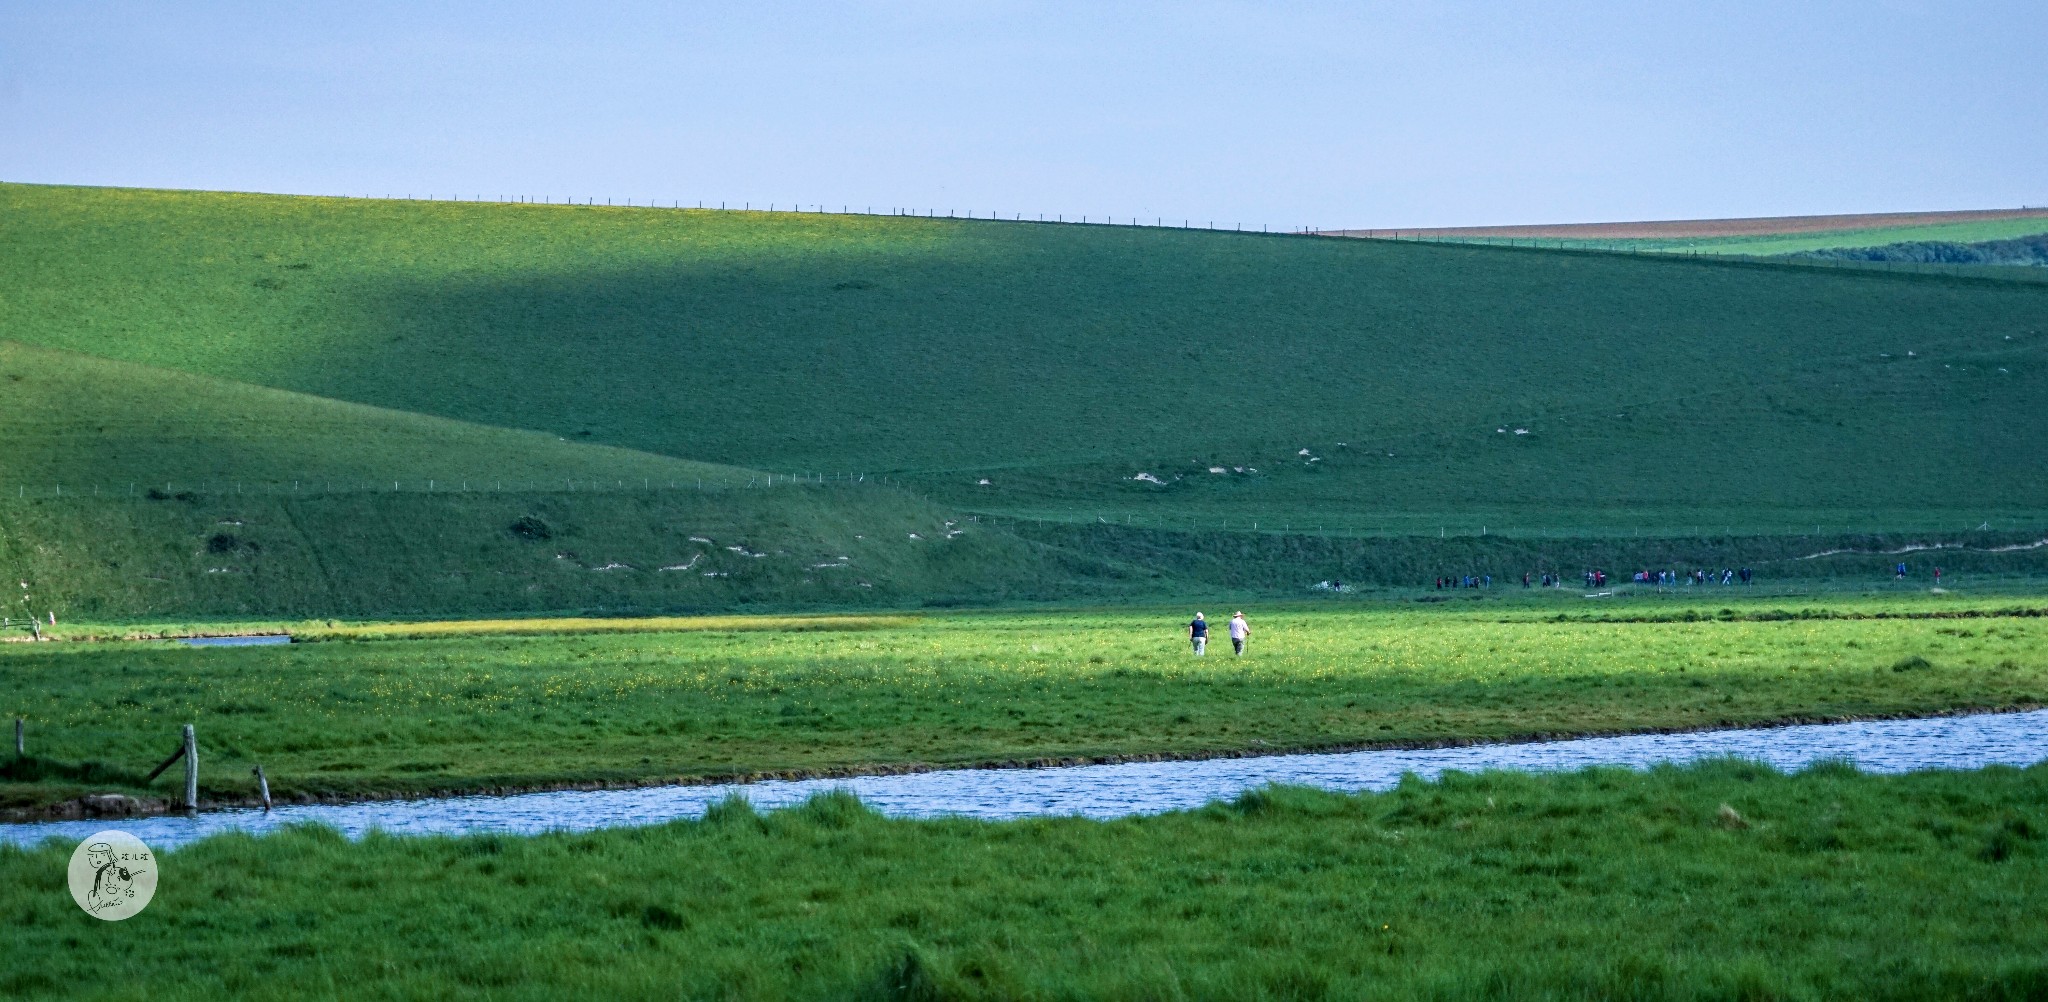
0, 341, 1130, 618
2, 182, 2045, 617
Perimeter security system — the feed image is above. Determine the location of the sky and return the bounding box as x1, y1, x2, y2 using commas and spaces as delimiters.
2, 1, 2043, 229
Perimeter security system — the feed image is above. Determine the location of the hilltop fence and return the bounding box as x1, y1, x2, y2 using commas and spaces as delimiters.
301, 191, 1339, 236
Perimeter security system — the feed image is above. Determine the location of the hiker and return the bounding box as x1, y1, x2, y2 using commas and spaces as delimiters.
1895, 562, 1908, 581
1188, 612, 1209, 655
1228, 611, 1251, 655
1933, 566, 1942, 585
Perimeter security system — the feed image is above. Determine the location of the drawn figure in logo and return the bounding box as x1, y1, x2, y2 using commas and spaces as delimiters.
84, 842, 146, 913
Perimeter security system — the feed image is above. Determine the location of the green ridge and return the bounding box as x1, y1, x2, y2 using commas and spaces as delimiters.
3, 182, 2046, 615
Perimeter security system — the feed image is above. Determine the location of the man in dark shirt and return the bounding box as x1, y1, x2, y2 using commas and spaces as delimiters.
1188, 612, 1209, 656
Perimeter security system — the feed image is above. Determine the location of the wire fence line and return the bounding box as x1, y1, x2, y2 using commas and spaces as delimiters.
310, 191, 1337, 236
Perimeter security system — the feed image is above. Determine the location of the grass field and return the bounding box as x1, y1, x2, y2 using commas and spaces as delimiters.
4, 762, 2044, 999
4, 183, 2047, 616
1336, 210, 2048, 257
6, 598, 2043, 813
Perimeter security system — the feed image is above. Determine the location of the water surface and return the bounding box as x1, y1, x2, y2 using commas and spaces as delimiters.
5, 710, 2042, 849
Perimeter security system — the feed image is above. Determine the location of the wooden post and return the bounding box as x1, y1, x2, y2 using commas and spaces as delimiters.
13, 718, 21, 757
182, 723, 198, 813
144, 743, 185, 783
252, 765, 272, 812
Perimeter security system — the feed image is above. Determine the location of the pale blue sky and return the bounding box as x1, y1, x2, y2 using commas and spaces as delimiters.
2, 1, 2042, 228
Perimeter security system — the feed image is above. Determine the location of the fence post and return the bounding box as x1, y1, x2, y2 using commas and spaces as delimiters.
252, 765, 272, 812
182, 723, 198, 812
13, 717, 21, 757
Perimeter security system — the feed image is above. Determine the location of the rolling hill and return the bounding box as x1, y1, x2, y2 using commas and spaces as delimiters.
3, 182, 2045, 616
1327, 208, 2048, 257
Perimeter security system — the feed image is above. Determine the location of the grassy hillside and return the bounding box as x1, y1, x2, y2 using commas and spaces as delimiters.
0, 340, 757, 489
1344, 211, 2048, 256
0, 341, 1134, 618
3, 182, 2046, 616
4, 183, 2044, 529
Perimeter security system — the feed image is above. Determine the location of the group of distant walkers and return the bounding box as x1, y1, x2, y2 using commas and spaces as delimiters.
1434, 575, 1491, 589
1186, 611, 1251, 656
1627, 568, 1753, 587
1439, 568, 1760, 589
1897, 562, 1943, 584
1429, 562, 1950, 590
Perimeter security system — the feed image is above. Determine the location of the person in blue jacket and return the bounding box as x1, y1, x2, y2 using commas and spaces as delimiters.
1188, 612, 1209, 655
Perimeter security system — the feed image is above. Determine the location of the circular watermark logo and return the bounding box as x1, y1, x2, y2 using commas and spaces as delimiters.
68, 830, 157, 921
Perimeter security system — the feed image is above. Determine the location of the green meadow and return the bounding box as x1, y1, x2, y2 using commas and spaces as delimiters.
1415, 215, 2048, 257
6, 599, 2044, 812
4, 763, 2044, 1000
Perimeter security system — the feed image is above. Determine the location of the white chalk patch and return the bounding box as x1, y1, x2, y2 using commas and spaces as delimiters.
658, 555, 703, 572
976, 478, 992, 486
688, 536, 714, 544
592, 562, 633, 572
1208, 466, 1227, 474
1131, 472, 1165, 484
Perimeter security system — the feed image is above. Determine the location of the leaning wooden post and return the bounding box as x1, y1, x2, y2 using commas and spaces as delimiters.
252, 765, 272, 812
181, 723, 198, 813
13, 718, 21, 757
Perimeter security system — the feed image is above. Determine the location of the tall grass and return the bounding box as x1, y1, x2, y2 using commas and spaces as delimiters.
3, 762, 2043, 999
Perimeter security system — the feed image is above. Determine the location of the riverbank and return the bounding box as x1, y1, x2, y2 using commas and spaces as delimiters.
9, 703, 2044, 824
4, 600, 2045, 816
3, 760, 2043, 999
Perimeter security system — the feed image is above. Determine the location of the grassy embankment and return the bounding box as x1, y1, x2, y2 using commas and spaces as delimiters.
3, 762, 2044, 999
1363, 213, 2048, 256
2, 183, 2046, 617
5, 599, 2043, 812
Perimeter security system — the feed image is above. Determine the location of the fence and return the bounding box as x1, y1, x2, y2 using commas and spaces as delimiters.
303, 191, 1342, 237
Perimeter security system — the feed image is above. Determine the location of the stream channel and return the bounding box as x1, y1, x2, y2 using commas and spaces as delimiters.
5, 709, 2044, 849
